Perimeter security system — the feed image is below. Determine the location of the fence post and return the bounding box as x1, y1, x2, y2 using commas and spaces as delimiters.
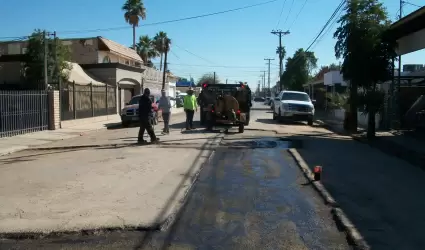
90, 82, 94, 117
72, 81, 77, 119
105, 84, 108, 115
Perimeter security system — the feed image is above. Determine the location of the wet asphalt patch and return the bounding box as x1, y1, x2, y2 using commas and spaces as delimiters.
220, 137, 302, 149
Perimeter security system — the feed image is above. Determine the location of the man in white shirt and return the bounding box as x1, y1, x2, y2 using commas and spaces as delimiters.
158, 89, 172, 134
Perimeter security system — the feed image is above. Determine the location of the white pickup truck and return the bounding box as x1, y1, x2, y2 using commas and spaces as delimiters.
272, 90, 315, 126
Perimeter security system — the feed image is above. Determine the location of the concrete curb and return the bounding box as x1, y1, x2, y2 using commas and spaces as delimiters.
25, 143, 135, 151
0, 122, 122, 157
331, 208, 370, 250
0, 146, 29, 157
0, 226, 153, 240
288, 148, 337, 207
288, 148, 370, 250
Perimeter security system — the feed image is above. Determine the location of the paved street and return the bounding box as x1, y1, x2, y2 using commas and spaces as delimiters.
0, 104, 352, 249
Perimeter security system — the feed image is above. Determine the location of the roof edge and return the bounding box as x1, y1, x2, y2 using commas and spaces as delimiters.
390, 6, 425, 30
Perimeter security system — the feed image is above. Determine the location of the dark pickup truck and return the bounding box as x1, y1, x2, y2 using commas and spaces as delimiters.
198, 82, 252, 133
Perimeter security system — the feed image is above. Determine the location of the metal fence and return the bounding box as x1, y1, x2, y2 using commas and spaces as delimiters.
61, 81, 117, 121
0, 90, 49, 138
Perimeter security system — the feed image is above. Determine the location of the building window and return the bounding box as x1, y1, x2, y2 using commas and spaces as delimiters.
125, 60, 130, 65
103, 56, 111, 63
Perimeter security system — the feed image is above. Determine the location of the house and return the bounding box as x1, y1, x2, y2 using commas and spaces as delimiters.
0, 37, 165, 109
0, 36, 165, 132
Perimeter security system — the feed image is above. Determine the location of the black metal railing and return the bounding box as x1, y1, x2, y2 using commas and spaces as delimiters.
60, 81, 117, 121
0, 90, 49, 138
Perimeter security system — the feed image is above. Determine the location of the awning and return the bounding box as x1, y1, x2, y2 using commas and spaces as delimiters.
64, 62, 105, 86
98, 37, 143, 63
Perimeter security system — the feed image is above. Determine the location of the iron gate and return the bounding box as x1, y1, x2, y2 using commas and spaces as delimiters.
0, 90, 49, 138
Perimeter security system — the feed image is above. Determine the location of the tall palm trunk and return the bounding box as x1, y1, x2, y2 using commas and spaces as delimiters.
159, 53, 163, 71
132, 25, 136, 49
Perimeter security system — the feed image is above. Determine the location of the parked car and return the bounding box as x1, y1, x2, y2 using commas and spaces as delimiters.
272, 91, 315, 126
253, 97, 265, 102
120, 95, 160, 127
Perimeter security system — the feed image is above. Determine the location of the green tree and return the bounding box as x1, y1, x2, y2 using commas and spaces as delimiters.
276, 46, 286, 86
314, 63, 341, 80
334, 0, 396, 137
153, 31, 171, 71
196, 73, 219, 86
24, 30, 72, 89
135, 35, 159, 65
122, 0, 146, 49
281, 48, 317, 91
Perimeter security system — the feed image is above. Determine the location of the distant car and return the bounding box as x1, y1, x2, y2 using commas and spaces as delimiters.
263, 97, 271, 105
253, 97, 265, 102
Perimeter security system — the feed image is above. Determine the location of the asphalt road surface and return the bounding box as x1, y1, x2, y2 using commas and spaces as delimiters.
0, 105, 351, 249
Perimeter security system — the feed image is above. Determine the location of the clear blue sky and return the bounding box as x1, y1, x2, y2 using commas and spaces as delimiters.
0, 0, 423, 89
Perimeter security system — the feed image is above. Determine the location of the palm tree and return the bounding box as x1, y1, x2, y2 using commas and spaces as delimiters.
153, 31, 171, 71
276, 46, 286, 75
122, 0, 146, 49
136, 35, 159, 64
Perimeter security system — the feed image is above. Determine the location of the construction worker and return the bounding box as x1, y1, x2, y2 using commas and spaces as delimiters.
158, 89, 172, 134
183, 87, 198, 130
138, 88, 159, 144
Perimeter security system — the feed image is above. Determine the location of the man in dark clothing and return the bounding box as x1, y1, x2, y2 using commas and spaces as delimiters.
138, 88, 159, 144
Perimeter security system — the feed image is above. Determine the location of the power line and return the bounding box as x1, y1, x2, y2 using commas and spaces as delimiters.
280, 0, 345, 89
169, 50, 180, 59
14, 0, 276, 37
172, 44, 217, 64
402, 1, 422, 8
310, 2, 343, 51
167, 62, 277, 69
288, 0, 308, 30
281, 0, 295, 28
305, 0, 345, 52
275, 0, 288, 28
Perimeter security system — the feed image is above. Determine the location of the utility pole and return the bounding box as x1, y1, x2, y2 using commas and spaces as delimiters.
161, 40, 169, 90
226, 79, 228, 84
396, 0, 403, 126
43, 30, 48, 90
257, 81, 261, 95
260, 71, 266, 97
264, 58, 274, 97
271, 30, 290, 91
213, 72, 216, 84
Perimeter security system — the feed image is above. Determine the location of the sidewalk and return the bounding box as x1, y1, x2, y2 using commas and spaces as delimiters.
0, 111, 219, 235
315, 111, 425, 171
0, 108, 185, 156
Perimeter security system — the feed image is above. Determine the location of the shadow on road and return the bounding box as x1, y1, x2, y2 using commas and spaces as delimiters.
255, 118, 306, 126
105, 122, 126, 130
288, 130, 425, 250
